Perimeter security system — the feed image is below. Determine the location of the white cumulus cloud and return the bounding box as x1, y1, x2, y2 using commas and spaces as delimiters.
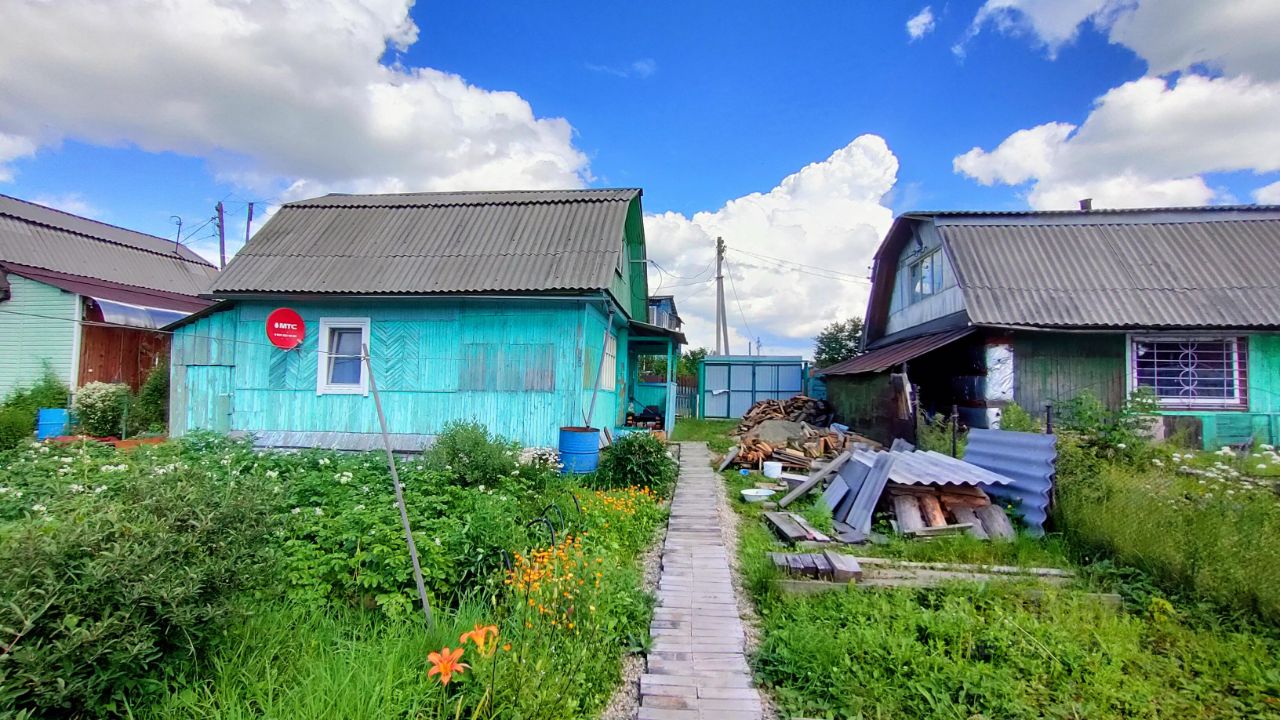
906, 7, 936, 41
1254, 181, 1280, 205
644, 136, 898, 357
0, 133, 37, 183
954, 1, 1280, 209
0, 0, 588, 203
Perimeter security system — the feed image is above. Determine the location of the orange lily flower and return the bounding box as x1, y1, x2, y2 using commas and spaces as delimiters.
460, 623, 500, 657
427, 647, 470, 685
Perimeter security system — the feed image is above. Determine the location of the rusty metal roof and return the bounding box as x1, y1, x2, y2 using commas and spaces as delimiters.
940, 216, 1280, 328
0, 194, 217, 297
212, 189, 641, 295
815, 327, 974, 376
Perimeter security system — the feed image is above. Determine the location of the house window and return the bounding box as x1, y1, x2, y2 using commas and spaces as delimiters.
1131, 336, 1248, 409
601, 333, 617, 391
908, 249, 944, 303
317, 318, 370, 395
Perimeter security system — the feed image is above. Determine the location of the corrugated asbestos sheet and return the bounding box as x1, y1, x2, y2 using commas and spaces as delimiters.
940, 218, 1280, 328
816, 328, 974, 376
963, 428, 1056, 537
0, 194, 217, 297
888, 449, 1014, 487
213, 189, 640, 295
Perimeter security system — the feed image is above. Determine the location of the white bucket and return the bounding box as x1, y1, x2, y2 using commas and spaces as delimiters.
762, 461, 783, 479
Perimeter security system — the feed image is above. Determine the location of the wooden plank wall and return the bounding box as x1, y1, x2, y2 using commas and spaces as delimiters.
78, 324, 168, 390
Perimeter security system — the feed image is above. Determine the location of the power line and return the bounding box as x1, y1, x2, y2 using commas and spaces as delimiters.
651, 259, 713, 282
723, 258, 756, 345
726, 246, 871, 284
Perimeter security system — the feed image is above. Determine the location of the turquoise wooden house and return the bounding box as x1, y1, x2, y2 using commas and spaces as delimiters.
167, 189, 685, 450
817, 206, 1280, 449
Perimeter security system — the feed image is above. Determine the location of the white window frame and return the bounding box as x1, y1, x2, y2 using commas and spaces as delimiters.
908, 249, 943, 304
1128, 334, 1246, 410
316, 317, 371, 396
601, 333, 618, 391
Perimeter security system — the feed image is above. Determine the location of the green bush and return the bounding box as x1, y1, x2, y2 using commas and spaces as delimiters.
999, 402, 1041, 432
593, 432, 678, 496
0, 439, 277, 717
0, 406, 33, 450
0, 371, 71, 449
72, 381, 130, 437
130, 362, 170, 434
423, 420, 519, 487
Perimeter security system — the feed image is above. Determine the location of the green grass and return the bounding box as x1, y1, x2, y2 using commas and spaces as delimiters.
721, 445, 1280, 717
671, 418, 737, 453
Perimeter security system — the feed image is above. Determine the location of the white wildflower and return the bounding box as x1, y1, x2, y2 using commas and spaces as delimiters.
14, 490, 22, 498
29, 441, 41, 449
1151, 459, 1163, 467
0, 486, 8, 494
478, 484, 485, 492
38, 446, 49, 454
314, 507, 324, 516
68, 484, 84, 493
1116, 443, 1126, 449
265, 470, 279, 479
59, 457, 72, 464
353, 504, 365, 512
1258, 464, 1268, 470
433, 537, 441, 546
31, 504, 47, 513
318, 457, 330, 466
1261, 444, 1275, 451
291, 507, 301, 514
93, 485, 106, 494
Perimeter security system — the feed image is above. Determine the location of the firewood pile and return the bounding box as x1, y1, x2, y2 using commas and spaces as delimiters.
735, 427, 862, 468
735, 396, 835, 436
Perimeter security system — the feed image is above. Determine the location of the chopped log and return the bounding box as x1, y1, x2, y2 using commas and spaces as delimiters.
891, 495, 926, 535
822, 551, 863, 581
975, 505, 1016, 540
951, 506, 988, 539
939, 492, 992, 509
917, 493, 948, 527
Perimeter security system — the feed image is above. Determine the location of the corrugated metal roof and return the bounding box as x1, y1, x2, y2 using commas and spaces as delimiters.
964, 428, 1057, 537
816, 328, 974, 376
941, 218, 1280, 328
212, 189, 641, 295
0, 194, 217, 297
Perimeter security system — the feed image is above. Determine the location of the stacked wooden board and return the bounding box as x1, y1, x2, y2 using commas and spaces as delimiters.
769, 553, 1078, 591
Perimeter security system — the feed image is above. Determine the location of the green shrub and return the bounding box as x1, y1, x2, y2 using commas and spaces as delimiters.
0, 440, 277, 717
72, 381, 130, 437
1056, 387, 1159, 460
423, 420, 519, 487
593, 432, 678, 495
2, 369, 70, 418
999, 402, 1041, 432
130, 362, 170, 434
0, 406, 34, 450
915, 410, 964, 455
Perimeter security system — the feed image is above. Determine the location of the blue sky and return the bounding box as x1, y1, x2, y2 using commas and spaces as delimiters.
2, 1, 1279, 354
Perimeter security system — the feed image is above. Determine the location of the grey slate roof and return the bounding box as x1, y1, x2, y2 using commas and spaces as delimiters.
0, 194, 217, 297
863, 206, 1280, 333
212, 189, 641, 295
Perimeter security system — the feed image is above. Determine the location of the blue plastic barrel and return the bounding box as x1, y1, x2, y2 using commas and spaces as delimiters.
558, 426, 600, 473
36, 408, 69, 440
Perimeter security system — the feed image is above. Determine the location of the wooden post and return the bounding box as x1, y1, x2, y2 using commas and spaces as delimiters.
1045, 404, 1053, 434
585, 303, 614, 428
951, 404, 958, 457
362, 344, 434, 629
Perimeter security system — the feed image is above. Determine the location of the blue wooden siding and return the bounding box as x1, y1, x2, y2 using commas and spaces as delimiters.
579, 302, 623, 429
0, 275, 78, 394
172, 298, 616, 447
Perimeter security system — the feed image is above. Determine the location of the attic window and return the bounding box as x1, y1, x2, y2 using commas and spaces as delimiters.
1131, 336, 1247, 410
908, 249, 944, 303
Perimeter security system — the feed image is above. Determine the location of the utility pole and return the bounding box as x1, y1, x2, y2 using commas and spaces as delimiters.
170, 216, 183, 253
216, 201, 226, 269
243, 201, 254, 252
756, 337, 762, 356
714, 236, 729, 355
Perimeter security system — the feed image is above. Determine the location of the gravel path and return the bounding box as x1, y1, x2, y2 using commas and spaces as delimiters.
600, 519, 667, 720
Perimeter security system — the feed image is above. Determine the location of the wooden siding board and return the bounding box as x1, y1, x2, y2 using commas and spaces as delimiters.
0, 274, 77, 394
177, 298, 597, 447
1011, 332, 1126, 414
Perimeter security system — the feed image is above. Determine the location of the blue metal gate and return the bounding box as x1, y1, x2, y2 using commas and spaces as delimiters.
698, 355, 807, 418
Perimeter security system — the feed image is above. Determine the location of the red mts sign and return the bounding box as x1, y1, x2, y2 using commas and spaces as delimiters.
266, 308, 305, 349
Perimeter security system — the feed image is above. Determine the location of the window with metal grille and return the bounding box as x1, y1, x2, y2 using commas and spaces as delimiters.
1131, 336, 1248, 409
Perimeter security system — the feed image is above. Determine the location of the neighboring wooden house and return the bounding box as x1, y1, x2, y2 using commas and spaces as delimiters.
0, 194, 217, 396
167, 189, 685, 450
817, 206, 1280, 448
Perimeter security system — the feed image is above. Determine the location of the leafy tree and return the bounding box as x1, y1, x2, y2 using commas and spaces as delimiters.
813, 318, 864, 368
639, 347, 708, 380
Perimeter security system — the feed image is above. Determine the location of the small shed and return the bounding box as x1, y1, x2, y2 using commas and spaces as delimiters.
0, 194, 216, 396
698, 355, 808, 419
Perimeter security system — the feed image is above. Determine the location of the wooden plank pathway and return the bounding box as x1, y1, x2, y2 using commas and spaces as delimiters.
639, 442, 763, 720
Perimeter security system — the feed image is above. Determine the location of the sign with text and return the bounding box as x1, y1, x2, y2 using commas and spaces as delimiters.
266, 308, 305, 350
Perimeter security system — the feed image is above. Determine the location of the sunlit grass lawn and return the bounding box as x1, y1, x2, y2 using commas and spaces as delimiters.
671, 417, 737, 453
